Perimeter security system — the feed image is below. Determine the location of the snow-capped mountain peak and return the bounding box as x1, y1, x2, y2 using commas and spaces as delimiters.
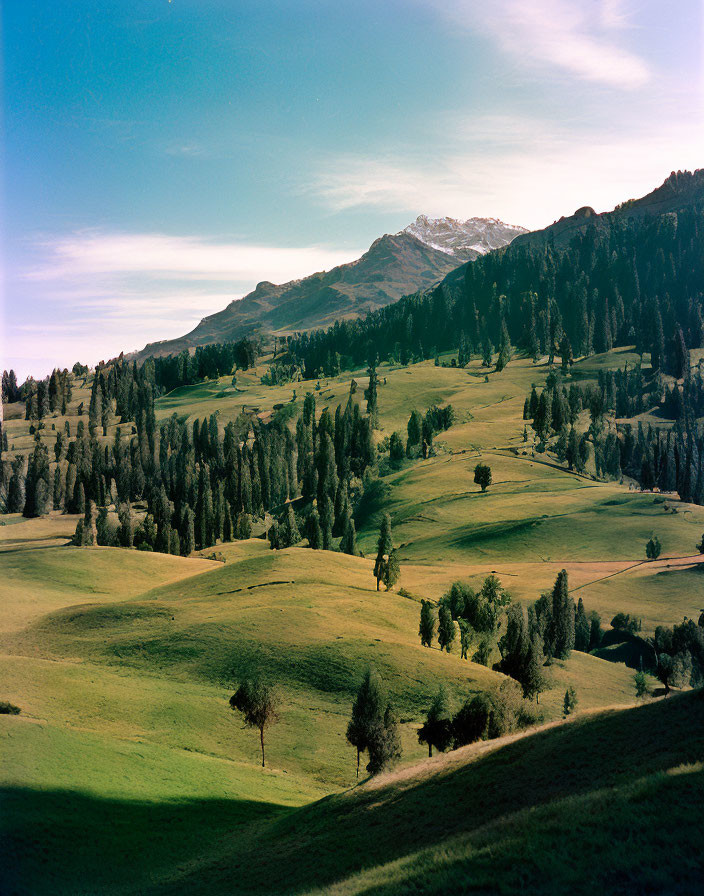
401, 215, 528, 260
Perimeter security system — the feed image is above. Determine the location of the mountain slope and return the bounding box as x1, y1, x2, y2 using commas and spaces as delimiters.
509, 168, 704, 252
155, 690, 704, 894
136, 218, 525, 360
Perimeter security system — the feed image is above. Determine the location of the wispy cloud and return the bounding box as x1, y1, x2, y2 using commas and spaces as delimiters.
8, 233, 362, 376
422, 0, 650, 89
24, 232, 360, 283
312, 114, 704, 228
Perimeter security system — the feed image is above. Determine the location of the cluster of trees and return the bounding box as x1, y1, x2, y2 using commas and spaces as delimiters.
2, 369, 22, 404
496, 572, 600, 699
398, 404, 455, 461
419, 576, 512, 664
620, 421, 704, 504
94, 383, 375, 555
141, 339, 259, 393
21, 369, 73, 421
420, 570, 604, 703
418, 679, 536, 758
276, 179, 704, 380
525, 365, 704, 503
653, 614, 704, 692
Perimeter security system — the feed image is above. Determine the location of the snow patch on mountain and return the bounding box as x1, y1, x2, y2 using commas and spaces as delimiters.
402, 215, 528, 260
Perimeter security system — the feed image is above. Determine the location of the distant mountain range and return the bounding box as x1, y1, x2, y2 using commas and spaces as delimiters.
135, 216, 527, 359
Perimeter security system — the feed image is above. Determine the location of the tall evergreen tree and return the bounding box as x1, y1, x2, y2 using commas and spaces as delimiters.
373, 513, 393, 591
417, 686, 453, 757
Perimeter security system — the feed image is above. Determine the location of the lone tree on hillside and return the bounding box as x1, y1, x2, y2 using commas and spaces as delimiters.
646, 534, 662, 560
417, 686, 453, 757
346, 669, 402, 777
229, 677, 278, 767
373, 513, 398, 591
474, 463, 492, 492
419, 600, 436, 647
563, 686, 578, 717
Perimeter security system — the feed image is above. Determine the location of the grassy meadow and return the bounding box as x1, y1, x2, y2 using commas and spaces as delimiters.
2, 347, 703, 893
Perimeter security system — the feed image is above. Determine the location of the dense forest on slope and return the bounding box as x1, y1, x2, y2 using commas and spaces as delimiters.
285, 173, 704, 377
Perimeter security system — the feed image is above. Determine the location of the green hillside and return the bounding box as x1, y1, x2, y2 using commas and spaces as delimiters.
2, 345, 703, 895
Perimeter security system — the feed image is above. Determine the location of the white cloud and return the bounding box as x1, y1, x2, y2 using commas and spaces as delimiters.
24, 232, 360, 283
7, 233, 362, 379
312, 116, 704, 229
421, 0, 650, 89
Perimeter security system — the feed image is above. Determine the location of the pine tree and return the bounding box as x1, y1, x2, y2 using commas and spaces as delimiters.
550, 569, 575, 659
523, 634, 547, 702
382, 548, 400, 590
284, 503, 301, 546
574, 597, 591, 651
417, 686, 453, 757
340, 512, 358, 556
306, 507, 322, 549
563, 686, 578, 717
437, 605, 455, 652
458, 619, 472, 659
373, 513, 393, 591
119, 502, 134, 548
346, 669, 384, 778
365, 364, 379, 426
182, 506, 195, 555
367, 703, 401, 775
419, 600, 436, 647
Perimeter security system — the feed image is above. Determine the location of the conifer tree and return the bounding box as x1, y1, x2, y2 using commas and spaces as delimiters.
523, 634, 547, 703
382, 548, 400, 590
367, 703, 401, 776
417, 686, 453, 757
346, 669, 384, 778
438, 604, 455, 652
365, 363, 379, 426
574, 597, 591, 651
458, 619, 472, 659
119, 502, 134, 548
419, 600, 436, 647
550, 569, 575, 659
182, 506, 195, 555
306, 507, 322, 549
340, 512, 358, 556
373, 513, 393, 590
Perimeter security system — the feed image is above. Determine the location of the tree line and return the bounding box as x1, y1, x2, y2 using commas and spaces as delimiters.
274, 178, 704, 380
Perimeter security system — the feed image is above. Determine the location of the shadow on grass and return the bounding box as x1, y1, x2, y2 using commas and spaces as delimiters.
0, 788, 289, 896
4, 693, 703, 895
157, 691, 704, 894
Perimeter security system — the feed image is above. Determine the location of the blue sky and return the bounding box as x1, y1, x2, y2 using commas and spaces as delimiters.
3, 0, 703, 379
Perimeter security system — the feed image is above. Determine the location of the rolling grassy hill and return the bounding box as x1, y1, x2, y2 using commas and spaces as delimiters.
3, 345, 703, 894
